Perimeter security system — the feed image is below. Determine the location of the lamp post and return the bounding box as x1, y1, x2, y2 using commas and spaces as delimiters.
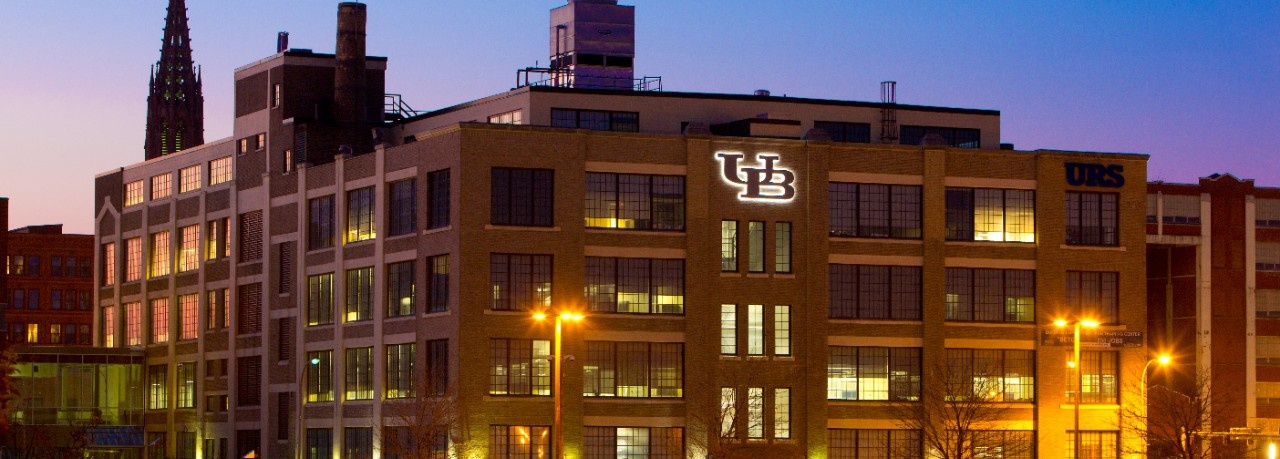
534, 311, 583, 459
1141, 354, 1172, 458
296, 355, 320, 459
1055, 318, 1099, 459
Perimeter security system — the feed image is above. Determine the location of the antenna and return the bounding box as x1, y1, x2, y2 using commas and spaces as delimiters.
880, 81, 898, 144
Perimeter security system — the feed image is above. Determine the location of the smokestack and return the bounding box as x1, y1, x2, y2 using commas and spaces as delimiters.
277, 31, 289, 53
334, 2, 367, 127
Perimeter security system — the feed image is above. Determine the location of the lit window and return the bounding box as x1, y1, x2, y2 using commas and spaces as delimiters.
206, 218, 230, 259
584, 257, 684, 314
775, 305, 791, 356
583, 342, 683, 398
748, 221, 765, 273
306, 350, 333, 402
345, 347, 373, 400
945, 349, 1035, 402
748, 304, 764, 355
827, 346, 921, 401
721, 304, 736, 355
721, 221, 738, 271
209, 157, 233, 185
488, 339, 551, 395
177, 362, 196, 408
584, 172, 685, 230
103, 305, 116, 347
178, 294, 198, 340
946, 188, 1035, 242
775, 222, 792, 273
125, 238, 142, 281
385, 343, 415, 399
151, 298, 170, 343
945, 268, 1036, 323
307, 273, 334, 326
386, 261, 415, 317
125, 180, 144, 206
345, 187, 376, 243
179, 165, 201, 193
151, 173, 172, 199
102, 242, 117, 286
748, 387, 764, 438
488, 109, 523, 125
775, 388, 791, 439
148, 364, 168, 409
150, 231, 171, 277
177, 225, 199, 272
345, 267, 373, 322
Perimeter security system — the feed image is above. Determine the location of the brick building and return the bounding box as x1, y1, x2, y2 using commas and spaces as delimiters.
94, 2, 1153, 458
3, 197, 94, 346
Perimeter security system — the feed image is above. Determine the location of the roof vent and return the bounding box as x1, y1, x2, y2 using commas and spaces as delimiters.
754, 89, 771, 97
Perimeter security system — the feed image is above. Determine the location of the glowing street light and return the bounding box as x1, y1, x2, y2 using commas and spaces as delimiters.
534, 310, 584, 459
1141, 354, 1172, 458
1055, 318, 1100, 459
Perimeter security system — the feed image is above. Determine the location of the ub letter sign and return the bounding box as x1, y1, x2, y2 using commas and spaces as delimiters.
1065, 162, 1125, 188
717, 152, 796, 202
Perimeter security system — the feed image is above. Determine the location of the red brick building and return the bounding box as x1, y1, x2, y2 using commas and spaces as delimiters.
3, 198, 94, 345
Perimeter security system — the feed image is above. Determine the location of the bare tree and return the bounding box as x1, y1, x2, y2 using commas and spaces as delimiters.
890, 356, 1033, 459
684, 382, 803, 459
1119, 375, 1248, 459
379, 377, 482, 459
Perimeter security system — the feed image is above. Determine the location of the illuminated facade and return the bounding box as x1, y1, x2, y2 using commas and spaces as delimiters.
94, 1, 1154, 458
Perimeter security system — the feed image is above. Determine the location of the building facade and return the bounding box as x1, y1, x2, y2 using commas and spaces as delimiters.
4, 201, 95, 346
94, 2, 1153, 458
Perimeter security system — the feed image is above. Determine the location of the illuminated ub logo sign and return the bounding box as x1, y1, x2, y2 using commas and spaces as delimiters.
717, 152, 796, 202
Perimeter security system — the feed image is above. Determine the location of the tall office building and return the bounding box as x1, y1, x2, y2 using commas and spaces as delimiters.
96, 2, 1152, 458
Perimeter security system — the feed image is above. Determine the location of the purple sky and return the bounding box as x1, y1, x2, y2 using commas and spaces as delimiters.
1, 1, 1276, 234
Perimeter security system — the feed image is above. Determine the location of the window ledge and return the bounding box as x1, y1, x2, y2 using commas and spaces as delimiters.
421, 310, 453, 318
945, 240, 1036, 247
583, 397, 685, 404
829, 237, 923, 245
1059, 403, 1120, 410
1059, 244, 1126, 252
485, 224, 562, 232
829, 319, 923, 325
944, 322, 1036, 328
422, 226, 452, 236
585, 228, 686, 237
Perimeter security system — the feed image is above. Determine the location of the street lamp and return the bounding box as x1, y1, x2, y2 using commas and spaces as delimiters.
296, 355, 321, 459
533, 311, 584, 459
1055, 318, 1100, 459
1141, 354, 1172, 458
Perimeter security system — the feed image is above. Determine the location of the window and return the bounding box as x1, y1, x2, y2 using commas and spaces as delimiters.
386, 343, 415, 399
345, 347, 373, 400
307, 273, 334, 326
1258, 198, 1280, 227
386, 261, 415, 317
272, 84, 282, 108
969, 431, 1035, 459
237, 356, 262, 406
237, 283, 263, 335
176, 432, 197, 459
179, 165, 201, 193
829, 264, 922, 320
945, 349, 1035, 402
775, 222, 792, 273
585, 257, 684, 314
774, 388, 791, 439
489, 254, 552, 311
206, 288, 229, 330
428, 254, 449, 313
147, 433, 167, 459
207, 217, 230, 260
345, 267, 373, 322
150, 231, 172, 277
284, 149, 295, 173
489, 426, 551, 459
775, 305, 791, 356
26, 289, 38, 309
428, 169, 451, 229
488, 338, 551, 395
1259, 243, 1280, 271
125, 237, 142, 281
24, 324, 37, 343
255, 133, 266, 150
177, 225, 199, 272
426, 339, 449, 396
51, 290, 62, 309
50, 324, 63, 343
344, 428, 372, 459
125, 180, 144, 206
814, 121, 872, 143
720, 387, 790, 441
148, 364, 168, 409
52, 257, 62, 277
151, 173, 173, 199
551, 108, 639, 132
748, 304, 765, 355
306, 350, 333, 402
748, 221, 765, 272
177, 362, 196, 408
488, 110, 523, 125
179, 294, 198, 340
583, 342, 683, 398
209, 157, 233, 185
306, 429, 332, 459
26, 256, 38, 277
126, 302, 142, 345
1160, 194, 1200, 224
239, 138, 249, 154
946, 188, 1036, 242
899, 125, 981, 148
491, 168, 554, 226
240, 210, 263, 261
1066, 432, 1118, 459
827, 346, 922, 401
945, 268, 1036, 322
346, 187, 376, 243
720, 388, 736, 438
747, 387, 764, 438
584, 173, 685, 230
829, 183, 922, 238
1066, 271, 1119, 324
308, 195, 335, 250
1065, 192, 1119, 246
149, 297, 170, 345
387, 179, 416, 236
103, 306, 116, 347
828, 429, 921, 459
721, 220, 738, 271
1070, 351, 1119, 404
721, 305, 736, 355
583, 427, 682, 459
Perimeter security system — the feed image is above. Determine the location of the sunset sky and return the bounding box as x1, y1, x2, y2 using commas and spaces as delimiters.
0, 1, 1275, 234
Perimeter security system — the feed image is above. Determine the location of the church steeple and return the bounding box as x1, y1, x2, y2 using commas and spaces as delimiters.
144, 0, 204, 160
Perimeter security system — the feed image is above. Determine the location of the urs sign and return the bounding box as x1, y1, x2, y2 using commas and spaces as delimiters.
1065, 162, 1125, 188
717, 152, 796, 202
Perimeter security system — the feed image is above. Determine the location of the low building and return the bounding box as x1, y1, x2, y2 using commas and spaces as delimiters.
2, 199, 95, 346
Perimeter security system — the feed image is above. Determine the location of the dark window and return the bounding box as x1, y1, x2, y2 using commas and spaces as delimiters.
428, 169, 451, 229
386, 261, 415, 317
27, 256, 39, 277
385, 343, 415, 399
829, 183, 922, 239
945, 349, 1036, 402
585, 257, 684, 314
276, 393, 291, 440
306, 429, 332, 459
827, 347, 921, 401
491, 168, 554, 227
584, 173, 685, 231
239, 210, 263, 261
945, 268, 1036, 323
344, 428, 372, 459
899, 125, 981, 148
829, 264, 922, 320
551, 108, 639, 132
583, 342, 683, 398
426, 339, 448, 396
238, 283, 262, 334
428, 254, 449, 313
576, 53, 605, 66
489, 254, 552, 311
945, 188, 1036, 242
237, 356, 261, 406
236, 431, 260, 459
1065, 192, 1119, 246
828, 429, 921, 459
488, 338, 551, 395
307, 274, 334, 326
387, 179, 416, 237
308, 195, 335, 250
51, 256, 62, 276
814, 121, 871, 143
1066, 271, 1119, 324
278, 243, 293, 294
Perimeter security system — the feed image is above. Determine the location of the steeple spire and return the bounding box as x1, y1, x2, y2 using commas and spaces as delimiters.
144, 0, 204, 160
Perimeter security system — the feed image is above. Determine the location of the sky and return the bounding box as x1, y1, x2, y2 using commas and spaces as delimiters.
0, 1, 1276, 234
